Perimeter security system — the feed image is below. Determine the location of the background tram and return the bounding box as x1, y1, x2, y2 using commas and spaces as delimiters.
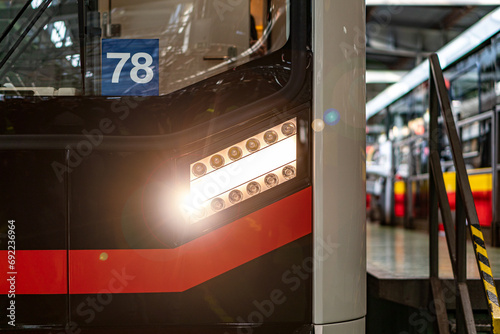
367, 28, 500, 244
0, 1, 365, 333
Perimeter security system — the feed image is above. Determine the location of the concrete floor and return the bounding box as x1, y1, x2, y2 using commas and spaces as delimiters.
367, 222, 500, 280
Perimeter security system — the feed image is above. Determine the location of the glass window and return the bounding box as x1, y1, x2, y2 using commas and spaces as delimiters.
413, 138, 428, 175
0, 0, 288, 97
389, 95, 412, 141
449, 64, 480, 120
479, 45, 496, 112
459, 119, 491, 169
394, 144, 409, 178
0, 0, 82, 96
411, 83, 428, 119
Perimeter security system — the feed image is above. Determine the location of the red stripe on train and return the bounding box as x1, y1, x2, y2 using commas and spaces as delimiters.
446, 190, 492, 226
1, 187, 312, 295
394, 189, 492, 226
394, 194, 405, 217
0, 250, 67, 294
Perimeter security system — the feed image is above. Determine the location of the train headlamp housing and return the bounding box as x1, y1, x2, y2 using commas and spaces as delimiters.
179, 113, 310, 226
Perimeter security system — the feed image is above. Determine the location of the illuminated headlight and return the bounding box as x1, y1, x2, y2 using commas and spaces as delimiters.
210, 154, 225, 169
282, 165, 296, 180
192, 162, 207, 177
246, 181, 261, 196
263, 130, 278, 144
184, 118, 298, 222
191, 207, 206, 220
264, 173, 279, 188
211, 198, 225, 211
281, 122, 296, 136
228, 146, 243, 161
245, 138, 260, 152
228, 190, 244, 204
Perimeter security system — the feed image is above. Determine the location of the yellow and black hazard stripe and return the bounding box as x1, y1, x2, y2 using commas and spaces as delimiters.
470, 221, 500, 333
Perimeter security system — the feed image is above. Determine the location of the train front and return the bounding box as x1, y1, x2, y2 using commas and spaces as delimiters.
0, 0, 365, 333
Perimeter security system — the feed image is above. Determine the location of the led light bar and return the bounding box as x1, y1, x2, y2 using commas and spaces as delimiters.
190, 135, 296, 200
183, 118, 298, 222
197, 161, 297, 219
190, 120, 297, 180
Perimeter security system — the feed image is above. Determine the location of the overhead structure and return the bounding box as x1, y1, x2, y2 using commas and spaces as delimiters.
366, 5, 500, 119
367, 0, 500, 5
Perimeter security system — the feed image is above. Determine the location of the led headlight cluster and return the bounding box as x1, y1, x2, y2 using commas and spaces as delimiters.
184, 118, 298, 222
205, 162, 297, 216
190, 119, 297, 181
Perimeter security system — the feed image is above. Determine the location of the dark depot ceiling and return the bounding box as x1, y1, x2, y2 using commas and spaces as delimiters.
366, 5, 498, 101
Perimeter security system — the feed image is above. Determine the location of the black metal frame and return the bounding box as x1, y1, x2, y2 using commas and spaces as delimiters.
0, 0, 53, 72
0, 0, 32, 45
429, 53, 500, 334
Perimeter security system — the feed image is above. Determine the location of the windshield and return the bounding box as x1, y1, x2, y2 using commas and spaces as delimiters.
0, 0, 288, 97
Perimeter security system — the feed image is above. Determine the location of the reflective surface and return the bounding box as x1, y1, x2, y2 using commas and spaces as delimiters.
0, 0, 288, 96
312, 0, 366, 324
367, 222, 500, 279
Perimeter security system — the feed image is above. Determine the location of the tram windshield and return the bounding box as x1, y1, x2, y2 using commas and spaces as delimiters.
0, 0, 288, 97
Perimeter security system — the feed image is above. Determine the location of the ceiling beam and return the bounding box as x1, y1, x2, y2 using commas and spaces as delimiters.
367, 22, 464, 39
366, 6, 378, 21
367, 70, 408, 83
432, 5, 476, 29
367, 46, 432, 58
366, 6, 500, 118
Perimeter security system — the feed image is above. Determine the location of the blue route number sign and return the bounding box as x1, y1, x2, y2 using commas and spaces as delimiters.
101, 39, 159, 96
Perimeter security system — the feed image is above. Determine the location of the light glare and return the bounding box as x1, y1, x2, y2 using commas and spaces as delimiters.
190, 135, 296, 203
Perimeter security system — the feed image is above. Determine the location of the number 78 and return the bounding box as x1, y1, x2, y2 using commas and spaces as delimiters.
107, 52, 154, 84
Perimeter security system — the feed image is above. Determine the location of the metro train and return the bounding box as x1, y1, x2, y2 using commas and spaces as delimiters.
0, 1, 365, 333
366, 23, 500, 241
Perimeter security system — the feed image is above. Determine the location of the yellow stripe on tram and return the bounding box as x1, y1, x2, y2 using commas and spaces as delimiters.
441, 169, 492, 193
394, 180, 405, 195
